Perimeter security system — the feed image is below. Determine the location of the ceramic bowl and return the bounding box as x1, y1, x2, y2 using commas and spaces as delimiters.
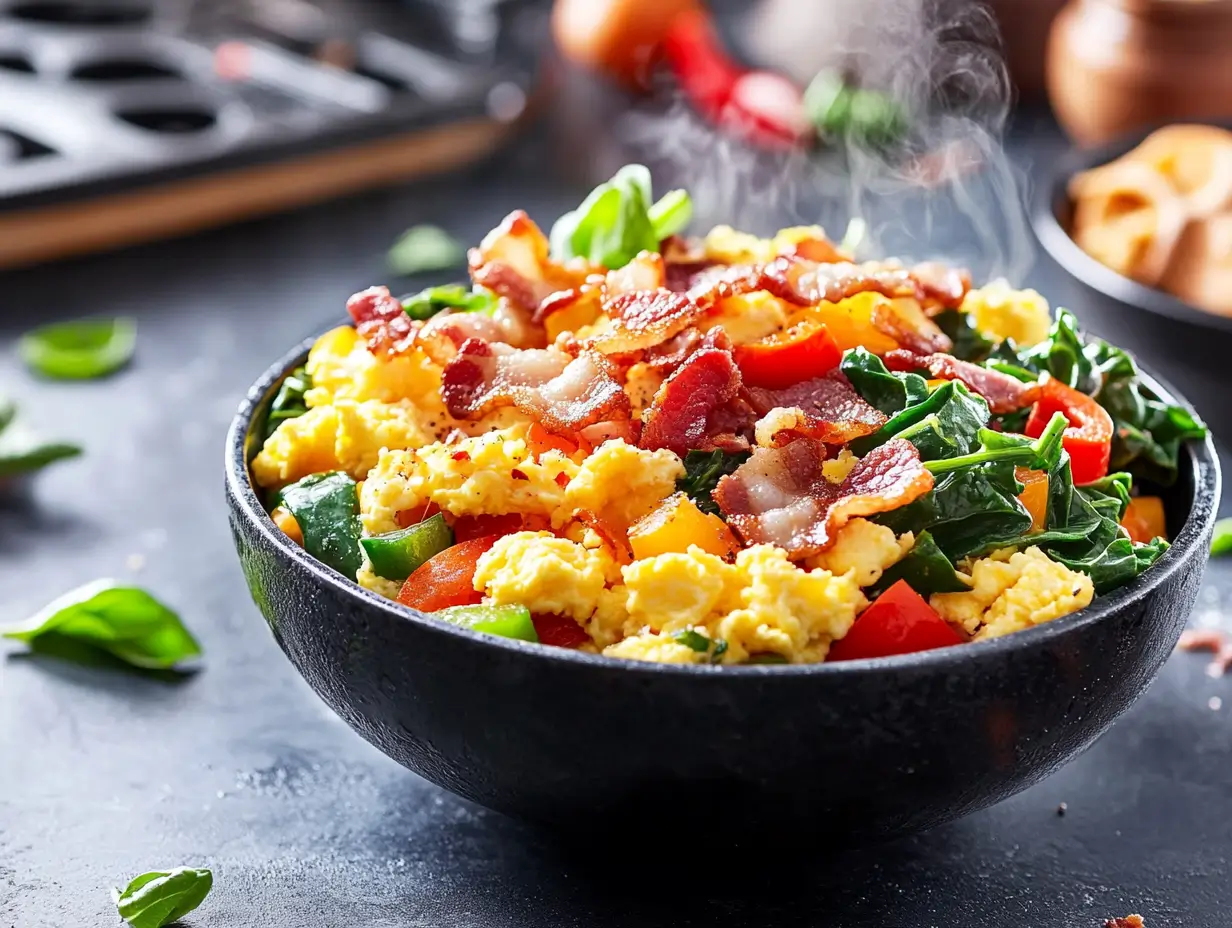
1032, 120, 1232, 335
226, 331, 1219, 845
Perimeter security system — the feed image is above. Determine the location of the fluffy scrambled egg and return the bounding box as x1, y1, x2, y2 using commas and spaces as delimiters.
930, 546, 1094, 640
700, 291, 790, 344
474, 532, 621, 623
252, 399, 431, 489
806, 518, 914, 587
822, 448, 859, 484
360, 425, 577, 535
305, 325, 447, 415
961, 280, 1052, 348
564, 440, 684, 531
702, 225, 835, 264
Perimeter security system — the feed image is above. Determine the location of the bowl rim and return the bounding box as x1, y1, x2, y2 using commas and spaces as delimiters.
225, 325, 1220, 677
1031, 118, 1232, 334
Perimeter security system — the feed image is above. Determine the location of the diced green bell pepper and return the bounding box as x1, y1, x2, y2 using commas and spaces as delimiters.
434, 604, 539, 643
360, 514, 454, 582
275, 472, 364, 580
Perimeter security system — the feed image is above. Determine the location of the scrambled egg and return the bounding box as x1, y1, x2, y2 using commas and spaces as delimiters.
822, 448, 859, 484
807, 518, 914, 587
604, 634, 704, 664
305, 325, 447, 415
930, 546, 1094, 640
562, 440, 684, 530
359, 425, 577, 535
961, 279, 1052, 348
474, 532, 621, 623
703, 225, 834, 264
356, 560, 403, 599
252, 399, 431, 489
624, 362, 664, 419
700, 291, 790, 344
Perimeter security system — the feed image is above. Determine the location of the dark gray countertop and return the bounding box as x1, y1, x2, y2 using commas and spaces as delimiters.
2, 109, 1231, 928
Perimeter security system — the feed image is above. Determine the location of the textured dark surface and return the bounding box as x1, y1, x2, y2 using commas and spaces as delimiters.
228, 338, 1218, 845
3, 108, 1232, 927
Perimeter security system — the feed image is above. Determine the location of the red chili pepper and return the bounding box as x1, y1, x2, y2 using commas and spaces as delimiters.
532, 612, 592, 649
732, 319, 842, 389
826, 580, 964, 662
397, 536, 499, 613
1023, 375, 1114, 486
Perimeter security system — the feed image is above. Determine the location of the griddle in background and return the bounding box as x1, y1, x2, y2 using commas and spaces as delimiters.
0, 0, 542, 270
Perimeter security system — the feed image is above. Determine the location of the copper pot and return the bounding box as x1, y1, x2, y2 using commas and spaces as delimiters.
1048, 0, 1232, 146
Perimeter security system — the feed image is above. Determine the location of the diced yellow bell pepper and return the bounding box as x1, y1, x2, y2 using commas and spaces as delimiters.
787, 292, 900, 355
1015, 467, 1049, 533
628, 493, 739, 560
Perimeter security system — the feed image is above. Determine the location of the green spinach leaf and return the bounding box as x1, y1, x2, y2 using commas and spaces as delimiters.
868, 531, 970, 597
20, 317, 136, 380
2, 580, 200, 670
387, 225, 465, 275
851, 380, 989, 459
401, 284, 498, 321
263, 366, 312, 439
677, 449, 750, 518
841, 347, 929, 416
114, 867, 212, 928
276, 472, 364, 580
933, 309, 996, 363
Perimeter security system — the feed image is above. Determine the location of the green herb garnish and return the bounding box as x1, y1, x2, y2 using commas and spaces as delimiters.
676, 449, 750, 517
1211, 518, 1232, 557
114, 867, 212, 928
2, 580, 200, 670
401, 284, 497, 321
672, 628, 728, 664
387, 224, 465, 275
19, 317, 136, 380
550, 164, 692, 270
275, 472, 364, 581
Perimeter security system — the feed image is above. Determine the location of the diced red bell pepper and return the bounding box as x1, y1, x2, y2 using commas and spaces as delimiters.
451, 512, 552, 542
1024, 375, 1114, 486
397, 536, 499, 613
531, 613, 592, 649
827, 580, 964, 662
732, 319, 842, 389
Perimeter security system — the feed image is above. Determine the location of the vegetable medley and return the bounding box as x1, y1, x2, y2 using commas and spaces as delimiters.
251, 165, 1206, 666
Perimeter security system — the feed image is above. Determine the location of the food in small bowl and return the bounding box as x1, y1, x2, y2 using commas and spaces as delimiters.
1066, 124, 1232, 317
227, 166, 1218, 839
244, 165, 1204, 668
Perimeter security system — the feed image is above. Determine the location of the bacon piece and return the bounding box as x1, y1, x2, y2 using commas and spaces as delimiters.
713, 437, 933, 557
585, 288, 704, 356
911, 261, 971, 310
870, 297, 953, 355
468, 210, 594, 314
440, 339, 631, 431
639, 348, 753, 456
636, 326, 733, 374
686, 263, 764, 310
784, 237, 846, 263
883, 349, 1039, 413
416, 310, 507, 365
347, 286, 418, 358
759, 256, 920, 306
747, 374, 886, 447
1178, 628, 1232, 677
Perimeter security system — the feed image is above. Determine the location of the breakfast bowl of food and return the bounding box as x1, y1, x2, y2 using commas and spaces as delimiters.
1033, 121, 1232, 333
227, 166, 1218, 845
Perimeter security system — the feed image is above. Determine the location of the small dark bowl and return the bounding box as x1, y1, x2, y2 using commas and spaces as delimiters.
1032, 119, 1232, 335
226, 332, 1219, 846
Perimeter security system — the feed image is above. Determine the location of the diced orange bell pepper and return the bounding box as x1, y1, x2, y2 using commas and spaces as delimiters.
527, 422, 580, 460
787, 292, 900, 355
628, 493, 739, 560
1015, 467, 1049, 533
271, 506, 303, 545
1024, 375, 1114, 485
731, 318, 841, 389
1122, 496, 1167, 543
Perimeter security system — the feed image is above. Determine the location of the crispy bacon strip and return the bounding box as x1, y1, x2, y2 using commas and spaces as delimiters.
747, 374, 886, 447
440, 339, 631, 431
347, 286, 417, 358
686, 263, 764, 310
911, 261, 972, 310
884, 349, 1039, 413
713, 437, 933, 557
639, 348, 753, 456
759, 256, 920, 306
468, 210, 594, 314
585, 288, 704, 356
870, 297, 953, 355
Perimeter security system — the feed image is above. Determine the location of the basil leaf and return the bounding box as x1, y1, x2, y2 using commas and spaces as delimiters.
275, 472, 364, 580
933, 309, 996, 363
387, 225, 465, 275
2, 580, 200, 670
868, 531, 969, 597
19, 317, 136, 380
677, 449, 750, 518
1211, 518, 1232, 557
115, 867, 212, 928
841, 347, 929, 416
401, 284, 497, 321
550, 164, 692, 270
263, 366, 312, 440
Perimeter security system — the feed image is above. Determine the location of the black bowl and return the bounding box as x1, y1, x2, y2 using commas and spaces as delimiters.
1032, 120, 1232, 335
226, 331, 1219, 846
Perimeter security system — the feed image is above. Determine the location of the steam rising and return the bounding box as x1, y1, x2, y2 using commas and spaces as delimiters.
618, 0, 1033, 284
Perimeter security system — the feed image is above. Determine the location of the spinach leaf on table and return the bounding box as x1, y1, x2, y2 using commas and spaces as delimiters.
114, 867, 213, 928
841, 347, 929, 416
387, 225, 465, 276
